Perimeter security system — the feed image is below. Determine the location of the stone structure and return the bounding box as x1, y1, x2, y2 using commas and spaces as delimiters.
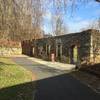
0, 47, 22, 56
0, 40, 22, 56
22, 29, 100, 67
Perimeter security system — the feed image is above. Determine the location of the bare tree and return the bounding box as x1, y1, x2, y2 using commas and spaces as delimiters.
31, 0, 44, 39
0, 0, 99, 41
96, 0, 100, 2
52, 15, 68, 36
0, 0, 31, 40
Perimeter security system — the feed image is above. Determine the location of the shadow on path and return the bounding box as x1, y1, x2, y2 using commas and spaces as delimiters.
0, 73, 100, 100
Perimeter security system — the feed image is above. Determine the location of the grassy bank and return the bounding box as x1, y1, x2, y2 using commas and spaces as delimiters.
0, 57, 35, 100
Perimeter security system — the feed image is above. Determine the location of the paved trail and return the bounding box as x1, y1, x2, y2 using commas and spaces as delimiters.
12, 56, 100, 100
12, 56, 65, 80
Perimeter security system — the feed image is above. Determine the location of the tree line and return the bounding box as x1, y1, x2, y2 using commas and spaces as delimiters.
0, 0, 99, 42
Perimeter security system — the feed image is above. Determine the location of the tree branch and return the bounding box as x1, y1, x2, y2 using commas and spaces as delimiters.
95, 0, 100, 3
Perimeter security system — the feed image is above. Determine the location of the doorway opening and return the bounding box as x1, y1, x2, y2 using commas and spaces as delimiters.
70, 45, 78, 64
56, 44, 62, 61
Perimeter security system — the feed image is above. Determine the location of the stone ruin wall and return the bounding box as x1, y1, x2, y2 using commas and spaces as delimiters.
22, 29, 100, 66
90, 30, 100, 64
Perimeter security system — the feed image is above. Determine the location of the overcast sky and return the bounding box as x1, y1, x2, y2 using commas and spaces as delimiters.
42, 0, 100, 34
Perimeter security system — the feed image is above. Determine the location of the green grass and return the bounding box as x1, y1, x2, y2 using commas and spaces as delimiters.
0, 57, 32, 88
0, 57, 35, 100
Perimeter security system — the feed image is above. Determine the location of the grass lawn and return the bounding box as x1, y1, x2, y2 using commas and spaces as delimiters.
0, 57, 35, 100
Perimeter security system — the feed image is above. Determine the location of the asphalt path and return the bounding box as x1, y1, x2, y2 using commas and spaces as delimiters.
12, 56, 100, 100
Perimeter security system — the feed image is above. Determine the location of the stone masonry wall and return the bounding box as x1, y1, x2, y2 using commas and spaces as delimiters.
22, 29, 100, 67
90, 30, 100, 64
0, 47, 22, 56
